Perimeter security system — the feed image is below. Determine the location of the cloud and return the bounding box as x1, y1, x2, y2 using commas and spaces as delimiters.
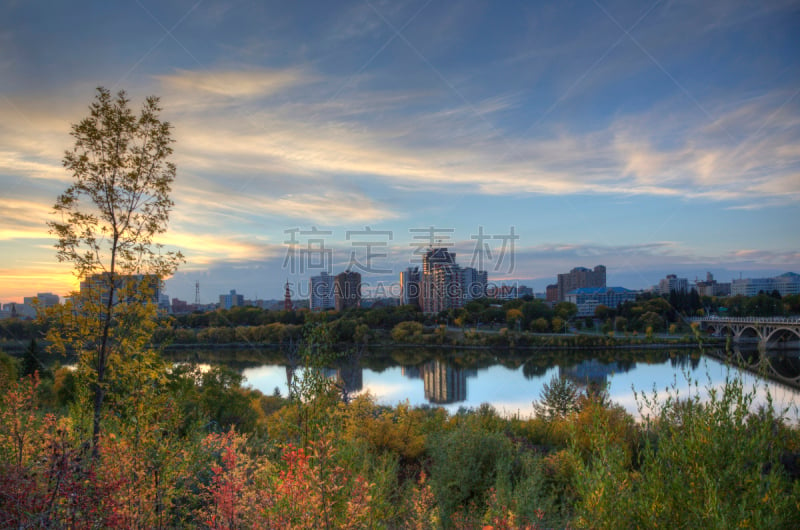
5, 57, 796, 236
726, 249, 800, 265
160, 230, 282, 265
155, 67, 315, 100
271, 192, 400, 224
150, 63, 800, 207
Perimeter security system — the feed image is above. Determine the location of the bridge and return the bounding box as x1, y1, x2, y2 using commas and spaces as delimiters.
693, 316, 800, 349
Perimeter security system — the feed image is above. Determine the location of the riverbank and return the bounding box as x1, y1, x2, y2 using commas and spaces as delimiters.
161, 334, 718, 351
1, 330, 721, 356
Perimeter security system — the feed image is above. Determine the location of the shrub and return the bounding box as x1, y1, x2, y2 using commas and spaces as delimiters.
428, 422, 514, 526
391, 321, 425, 343
572, 374, 800, 529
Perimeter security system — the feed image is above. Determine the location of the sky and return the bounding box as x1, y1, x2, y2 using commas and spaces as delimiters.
1, 0, 799, 305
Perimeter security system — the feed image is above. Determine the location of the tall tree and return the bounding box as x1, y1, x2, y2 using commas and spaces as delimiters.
533, 374, 581, 419
47, 88, 183, 458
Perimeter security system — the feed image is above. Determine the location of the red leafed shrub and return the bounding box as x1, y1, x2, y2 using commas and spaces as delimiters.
200, 430, 374, 529
0, 373, 124, 528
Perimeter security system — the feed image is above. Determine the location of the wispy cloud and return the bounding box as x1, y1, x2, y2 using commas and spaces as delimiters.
155, 67, 315, 100
150, 66, 800, 206
160, 230, 281, 265
2, 0, 798, 302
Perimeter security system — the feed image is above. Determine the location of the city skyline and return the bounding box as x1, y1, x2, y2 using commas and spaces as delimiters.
2, 0, 799, 304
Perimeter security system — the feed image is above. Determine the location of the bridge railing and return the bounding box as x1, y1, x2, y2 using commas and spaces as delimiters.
691, 316, 800, 324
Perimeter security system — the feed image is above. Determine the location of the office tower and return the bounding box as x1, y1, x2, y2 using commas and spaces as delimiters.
79, 273, 162, 308
461, 267, 487, 300
400, 267, 421, 308
219, 289, 244, 310
658, 274, 689, 295
309, 272, 334, 311
421, 247, 459, 313
335, 270, 361, 311
556, 265, 606, 301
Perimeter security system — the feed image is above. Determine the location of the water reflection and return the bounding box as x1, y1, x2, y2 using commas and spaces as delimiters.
323, 365, 364, 394
166, 346, 799, 421
420, 361, 477, 404
707, 346, 800, 390
560, 359, 633, 389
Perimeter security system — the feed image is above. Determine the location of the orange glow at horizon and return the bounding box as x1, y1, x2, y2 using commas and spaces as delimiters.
0, 266, 80, 304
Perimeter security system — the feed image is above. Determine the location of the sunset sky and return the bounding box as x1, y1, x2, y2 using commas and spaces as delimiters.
2, 0, 799, 304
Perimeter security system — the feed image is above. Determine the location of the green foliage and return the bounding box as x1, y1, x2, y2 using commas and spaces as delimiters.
391, 321, 425, 343
46, 87, 183, 459
272, 323, 346, 446
533, 374, 581, 420
428, 420, 514, 526
165, 364, 263, 435
554, 302, 578, 321
0, 349, 19, 388
2, 343, 800, 529
0, 318, 43, 341
21, 339, 44, 378
52, 366, 78, 407
530, 317, 550, 333
573, 374, 800, 529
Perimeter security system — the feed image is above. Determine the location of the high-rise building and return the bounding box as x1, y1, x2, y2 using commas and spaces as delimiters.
219, 289, 244, 310
23, 292, 60, 308
172, 298, 190, 314
517, 285, 534, 298
546, 284, 559, 302
159, 293, 171, 313
422, 247, 456, 275
400, 267, 421, 308
79, 273, 163, 308
695, 272, 713, 297
461, 267, 487, 300
335, 270, 361, 311
427, 262, 465, 313
416, 248, 489, 312
657, 275, 689, 295
695, 272, 731, 297
309, 272, 334, 311
556, 265, 606, 301
420, 248, 459, 313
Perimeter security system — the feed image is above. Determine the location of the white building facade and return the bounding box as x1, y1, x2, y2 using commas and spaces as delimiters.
731, 272, 800, 297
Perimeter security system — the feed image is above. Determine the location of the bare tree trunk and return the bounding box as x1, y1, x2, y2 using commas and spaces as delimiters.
91, 273, 115, 461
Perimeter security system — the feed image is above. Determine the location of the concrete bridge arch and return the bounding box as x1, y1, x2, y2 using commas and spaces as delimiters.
764, 326, 800, 347
695, 317, 800, 349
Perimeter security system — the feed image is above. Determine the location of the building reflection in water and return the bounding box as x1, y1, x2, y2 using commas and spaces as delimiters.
403, 361, 477, 405
323, 365, 364, 395
559, 359, 633, 389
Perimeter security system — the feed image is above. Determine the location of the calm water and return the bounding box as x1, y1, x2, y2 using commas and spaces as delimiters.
219, 347, 800, 422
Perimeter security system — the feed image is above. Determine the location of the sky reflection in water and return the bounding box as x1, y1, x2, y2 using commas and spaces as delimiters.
242, 352, 800, 422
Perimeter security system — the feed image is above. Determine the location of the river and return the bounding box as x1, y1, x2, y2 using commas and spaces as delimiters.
167, 345, 800, 422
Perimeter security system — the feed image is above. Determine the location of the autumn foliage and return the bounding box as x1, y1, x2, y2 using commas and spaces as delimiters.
2, 343, 799, 529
